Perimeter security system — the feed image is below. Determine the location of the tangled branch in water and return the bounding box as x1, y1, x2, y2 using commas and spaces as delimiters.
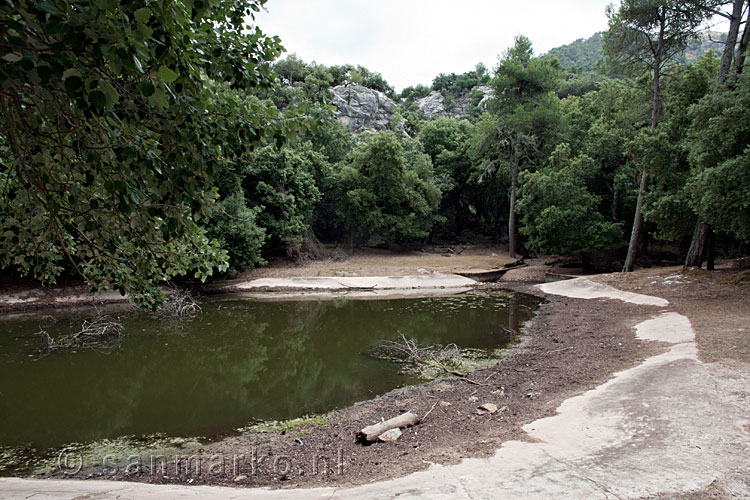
155, 286, 201, 319
38, 314, 125, 351
368, 334, 465, 376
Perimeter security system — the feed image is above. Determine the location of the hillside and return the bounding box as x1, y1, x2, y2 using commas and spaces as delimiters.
547, 30, 727, 72
548, 32, 605, 73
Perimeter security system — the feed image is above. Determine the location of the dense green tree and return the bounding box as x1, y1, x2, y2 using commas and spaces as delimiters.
356, 65, 395, 97
683, 0, 747, 267
557, 73, 605, 98
418, 117, 476, 236
565, 82, 644, 246
399, 84, 432, 101
429, 65, 490, 101
240, 143, 323, 252
273, 53, 310, 86
0, 0, 291, 307
684, 67, 750, 241
643, 53, 718, 243
517, 143, 623, 256
205, 193, 266, 275
468, 114, 512, 236
604, 0, 712, 271
334, 132, 442, 245
548, 32, 606, 73
483, 35, 563, 257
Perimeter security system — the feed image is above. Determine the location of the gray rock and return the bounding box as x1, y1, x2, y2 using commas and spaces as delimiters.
477, 403, 499, 415
415, 86, 494, 119
476, 85, 494, 111
415, 91, 447, 118
330, 84, 398, 133
377, 428, 403, 442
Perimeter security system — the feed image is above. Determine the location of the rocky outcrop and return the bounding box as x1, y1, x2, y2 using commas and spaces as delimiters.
330, 84, 398, 133
415, 86, 493, 119
476, 86, 494, 110
330, 84, 495, 133
415, 91, 446, 118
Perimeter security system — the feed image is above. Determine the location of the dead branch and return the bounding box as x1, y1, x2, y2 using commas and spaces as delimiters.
356, 412, 420, 443
38, 314, 125, 351
422, 400, 440, 421
368, 334, 472, 380
155, 285, 201, 319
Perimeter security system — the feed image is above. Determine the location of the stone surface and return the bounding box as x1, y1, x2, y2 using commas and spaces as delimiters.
377, 428, 402, 443
330, 84, 398, 133
414, 91, 445, 118
232, 274, 478, 292
636, 311, 695, 343
414, 86, 492, 119
477, 403, 498, 415
329, 84, 493, 132
538, 277, 670, 306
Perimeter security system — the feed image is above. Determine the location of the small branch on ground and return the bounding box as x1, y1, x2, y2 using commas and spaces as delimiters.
422, 400, 440, 421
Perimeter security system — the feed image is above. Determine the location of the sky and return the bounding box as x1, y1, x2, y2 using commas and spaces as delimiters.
255, 0, 616, 92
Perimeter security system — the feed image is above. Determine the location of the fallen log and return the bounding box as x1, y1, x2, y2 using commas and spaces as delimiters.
356, 411, 420, 443
503, 259, 526, 269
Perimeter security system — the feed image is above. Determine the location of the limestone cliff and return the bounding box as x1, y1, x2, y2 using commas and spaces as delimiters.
330, 84, 398, 133
414, 86, 493, 119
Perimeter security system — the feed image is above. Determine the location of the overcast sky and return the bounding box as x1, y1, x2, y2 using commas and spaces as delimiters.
255, 0, 615, 91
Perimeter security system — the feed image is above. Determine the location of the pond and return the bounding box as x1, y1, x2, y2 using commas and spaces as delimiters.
0, 289, 541, 454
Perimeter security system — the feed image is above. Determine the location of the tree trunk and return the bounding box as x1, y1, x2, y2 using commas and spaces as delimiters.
508, 139, 519, 259
706, 225, 716, 270
623, 28, 663, 273
684, 218, 709, 268
685, 1, 747, 263
717, 0, 745, 86
651, 39, 663, 129
732, 2, 750, 83
611, 188, 619, 221
455, 197, 464, 236
623, 169, 649, 272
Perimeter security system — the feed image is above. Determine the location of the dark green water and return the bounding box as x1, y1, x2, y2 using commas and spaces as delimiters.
0, 290, 539, 450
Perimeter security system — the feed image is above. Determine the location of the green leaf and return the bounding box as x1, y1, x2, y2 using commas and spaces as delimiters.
96, 0, 118, 10
158, 66, 179, 83
64, 75, 83, 96
37, 0, 59, 15
89, 90, 106, 111
2, 52, 23, 63
140, 80, 155, 97
132, 55, 144, 73
134, 7, 151, 24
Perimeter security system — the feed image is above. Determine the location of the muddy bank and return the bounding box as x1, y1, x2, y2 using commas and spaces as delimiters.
26, 280, 665, 489
0, 247, 517, 313
9, 251, 747, 491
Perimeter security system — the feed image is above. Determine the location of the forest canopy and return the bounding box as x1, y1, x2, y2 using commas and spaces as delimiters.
2, 0, 749, 306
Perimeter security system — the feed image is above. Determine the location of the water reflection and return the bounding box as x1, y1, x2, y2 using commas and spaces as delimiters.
0, 290, 540, 449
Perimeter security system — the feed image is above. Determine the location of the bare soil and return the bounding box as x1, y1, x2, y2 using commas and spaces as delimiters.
593, 265, 750, 365
237, 246, 517, 279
